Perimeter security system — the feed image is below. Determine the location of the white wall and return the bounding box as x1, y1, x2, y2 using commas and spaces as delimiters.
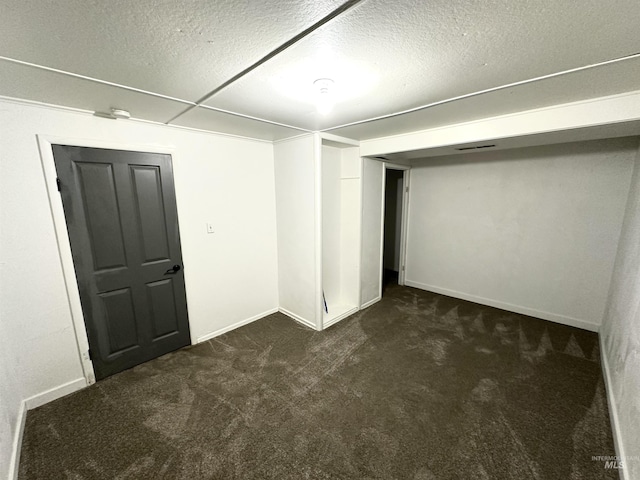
0, 98, 279, 479
273, 135, 318, 326
0, 310, 24, 479
360, 158, 384, 307
321, 145, 361, 319
339, 148, 362, 310
322, 145, 342, 309
405, 138, 637, 330
601, 139, 640, 480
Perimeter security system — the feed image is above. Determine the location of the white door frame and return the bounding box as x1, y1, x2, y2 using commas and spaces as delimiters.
379, 162, 411, 298
37, 134, 180, 386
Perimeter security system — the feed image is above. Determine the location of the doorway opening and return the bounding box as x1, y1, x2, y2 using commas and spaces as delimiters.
52, 145, 191, 380
382, 165, 409, 295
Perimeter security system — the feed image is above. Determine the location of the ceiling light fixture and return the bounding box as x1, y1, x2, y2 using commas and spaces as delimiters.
93, 108, 131, 120
110, 108, 131, 119
314, 78, 334, 115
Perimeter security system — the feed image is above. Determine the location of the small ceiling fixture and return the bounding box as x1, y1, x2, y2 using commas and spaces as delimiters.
110, 108, 131, 119
314, 78, 334, 115
94, 108, 131, 120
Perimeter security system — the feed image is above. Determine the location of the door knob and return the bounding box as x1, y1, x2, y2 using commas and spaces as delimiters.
164, 264, 181, 275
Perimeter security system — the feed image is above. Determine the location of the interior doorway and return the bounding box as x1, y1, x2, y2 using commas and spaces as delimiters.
53, 145, 191, 380
382, 164, 409, 294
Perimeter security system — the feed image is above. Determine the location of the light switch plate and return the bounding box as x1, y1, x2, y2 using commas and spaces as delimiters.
206, 223, 215, 234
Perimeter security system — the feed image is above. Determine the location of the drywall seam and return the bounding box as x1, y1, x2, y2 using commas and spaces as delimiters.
279, 308, 318, 331
196, 308, 278, 343
405, 280, 599, 332
7, 401, 26, 480
600, 334, 628, 480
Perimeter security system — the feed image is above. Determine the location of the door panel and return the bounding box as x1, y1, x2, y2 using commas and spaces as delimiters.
53, 145, 191, 380
76, 162, 127, 271
131, 165, 171, 263
98, 288, 139, 355
146, 278, 180, 339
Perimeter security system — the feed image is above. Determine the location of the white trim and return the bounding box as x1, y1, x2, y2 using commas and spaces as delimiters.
279, 307, 318, 330
0, 95, 277, 145
404, 280, 600, 332
314, 133, 324, 330
0, 55, 194, 105
8, 377, 87, 479
384, 163, 411, 171
358, 155, 366, 309
323, 53, 640, 132
359, 90, 640, 158
272, 132, 314, 144
381, 162, 411, 288
196, 308, 278, 343
378, 167, 386, 300
355, 155, 364, 309
361, 296, 382, 310
24, 378, 87, 410
197, 104, 310, 133
323, 306, 359, 329
137, 116, 280, 144
600, 334, 628, 480
8, 401, 27, 480
398, 170, 411, 286
37, 135, 188, 385
319, 132, 360, 147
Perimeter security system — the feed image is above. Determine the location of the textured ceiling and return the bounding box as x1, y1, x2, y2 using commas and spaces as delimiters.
0, 0, 345, 101
328, 56, 640, 140
204, 0, 640, 131
1, 0, 639, 141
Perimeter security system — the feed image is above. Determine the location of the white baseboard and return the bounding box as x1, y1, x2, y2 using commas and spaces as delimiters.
8, 401, 26, 480
24, 377, 87, 410
9, 377, 87, 479
404, 280, 600, 332
279, 307, 318, 330
323, 306, 359, 329
600, 334, 627, 480
196, 308, 278, 343
361, 296, 381, 310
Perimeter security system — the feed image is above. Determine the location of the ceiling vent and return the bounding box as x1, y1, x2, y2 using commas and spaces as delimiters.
455, 144, 496, 151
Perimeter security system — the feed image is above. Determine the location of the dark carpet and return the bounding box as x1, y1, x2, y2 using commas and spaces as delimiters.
19, 284, 616, 479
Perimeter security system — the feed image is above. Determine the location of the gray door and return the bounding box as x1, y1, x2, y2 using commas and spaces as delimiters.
53, 145, 191, 380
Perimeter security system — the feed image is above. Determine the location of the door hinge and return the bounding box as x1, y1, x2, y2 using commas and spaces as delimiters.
405, 186, 409, 193
56, 178, 62, 192
87, 349, 93, 360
